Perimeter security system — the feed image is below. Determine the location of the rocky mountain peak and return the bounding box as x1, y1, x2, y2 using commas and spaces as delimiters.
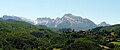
64, 13, 73, 16
98, 21, 110, 27
36, 14, 97, 30
62, 14, 82, 20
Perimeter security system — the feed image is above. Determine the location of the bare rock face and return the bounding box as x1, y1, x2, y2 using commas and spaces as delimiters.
37, 14, 97, 30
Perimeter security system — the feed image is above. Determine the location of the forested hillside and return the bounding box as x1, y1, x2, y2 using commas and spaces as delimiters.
0, 19, 120, 50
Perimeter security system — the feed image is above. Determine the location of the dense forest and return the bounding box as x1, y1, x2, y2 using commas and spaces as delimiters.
0, 19, 120, 50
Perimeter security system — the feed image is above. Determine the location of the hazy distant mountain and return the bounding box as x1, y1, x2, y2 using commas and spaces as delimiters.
2, 15, 35, 24
37, 14, 97, 30
98, 21, 110, 27
3, 15, 21, 20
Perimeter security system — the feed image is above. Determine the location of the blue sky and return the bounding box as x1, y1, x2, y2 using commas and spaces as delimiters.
0, 0, 120, 24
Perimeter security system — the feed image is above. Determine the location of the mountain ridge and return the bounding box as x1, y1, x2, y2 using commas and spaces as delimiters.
0, 14, 110, 30
36, 14, 97, 30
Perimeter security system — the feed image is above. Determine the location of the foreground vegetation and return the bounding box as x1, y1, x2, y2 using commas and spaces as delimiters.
0, 19, 120, 50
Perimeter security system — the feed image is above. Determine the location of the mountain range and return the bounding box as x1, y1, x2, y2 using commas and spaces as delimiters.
1, 14, 110, 30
